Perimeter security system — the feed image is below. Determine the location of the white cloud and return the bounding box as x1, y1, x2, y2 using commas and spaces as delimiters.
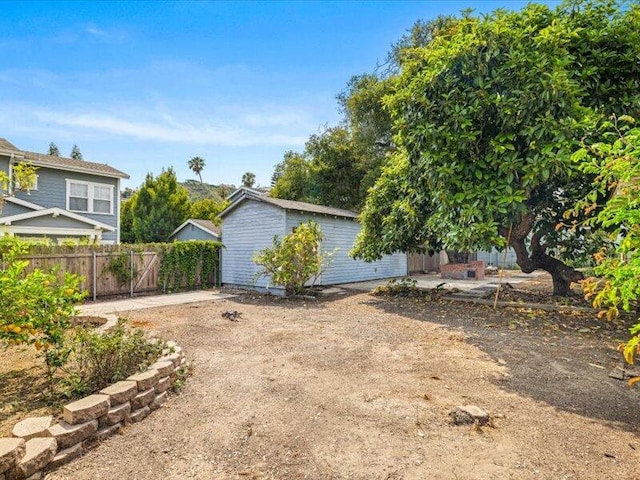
34, 109, 309, 147
84, 23, 129, 43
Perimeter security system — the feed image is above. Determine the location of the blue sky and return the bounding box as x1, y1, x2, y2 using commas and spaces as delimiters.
0, 0, 558, 190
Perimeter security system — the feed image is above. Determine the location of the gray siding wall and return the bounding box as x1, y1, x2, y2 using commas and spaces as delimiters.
0, 156, 119, 243
171, 225, 218, 242
285, 212, 407, 285
221, 201, 285, 291
0, 201, 33, 217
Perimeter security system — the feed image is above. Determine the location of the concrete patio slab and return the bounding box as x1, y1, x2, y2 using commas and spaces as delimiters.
338, 270, 547, 294
79, 290, 236, 317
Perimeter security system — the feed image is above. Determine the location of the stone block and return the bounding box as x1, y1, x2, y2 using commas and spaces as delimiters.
127, 370, 159, 391
47, 443, 83, 470
155, 376, 171, 394
150, 391, 168, 411
46, 420, 98, 449
158, 353, 182, 368
148, 361, 174, 377
99, 402, 131, 428
7, 438, 56, 480
449, 405, 490, 426
0, 438, 25, 474
92, 423, 121, 443
130, 388, 155, 410
63, 395, 110, 425
128, 406, 150, 424
11, 417, 54, 442
99, 381, 138, 406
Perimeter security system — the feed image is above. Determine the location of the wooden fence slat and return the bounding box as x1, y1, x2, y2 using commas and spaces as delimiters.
10, 247, 219, 300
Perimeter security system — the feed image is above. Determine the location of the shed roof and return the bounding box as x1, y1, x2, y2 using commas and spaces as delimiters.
220, 188, 359, 219
0, 138, 129, 179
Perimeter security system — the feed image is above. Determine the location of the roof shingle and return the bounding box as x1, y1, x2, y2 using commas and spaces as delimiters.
0, 138, 129, 179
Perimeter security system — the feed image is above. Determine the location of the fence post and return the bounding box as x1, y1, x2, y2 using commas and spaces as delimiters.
92, 251, 97, 301
130, 249, 134, 297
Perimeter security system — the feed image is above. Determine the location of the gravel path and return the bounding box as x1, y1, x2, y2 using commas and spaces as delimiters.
46, 292, 640, 479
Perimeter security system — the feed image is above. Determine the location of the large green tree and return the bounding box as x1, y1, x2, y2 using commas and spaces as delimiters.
131, 168, 191, 242
270, 151, 313, 202
271, 127, 365, 211
353, 0, 640, 295
190, 198, 226, 224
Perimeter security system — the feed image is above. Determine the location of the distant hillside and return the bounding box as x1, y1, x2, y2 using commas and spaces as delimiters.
180, 180, 236, 202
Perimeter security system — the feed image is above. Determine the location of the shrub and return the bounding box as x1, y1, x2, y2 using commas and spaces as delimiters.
373, 278, 421, 297
61, 319, 165, 397
159, 240, 221, 291
0, 236, 85, 380
253, 220, 330, 296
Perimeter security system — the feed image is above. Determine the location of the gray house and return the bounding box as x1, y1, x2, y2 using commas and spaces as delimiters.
0, 138, 129, 244
220, 188, 407, 292
169, 219, 221, 242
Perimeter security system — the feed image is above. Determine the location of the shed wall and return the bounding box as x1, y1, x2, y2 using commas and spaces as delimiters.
285, 212, 407, 285
221, 201, 285, 291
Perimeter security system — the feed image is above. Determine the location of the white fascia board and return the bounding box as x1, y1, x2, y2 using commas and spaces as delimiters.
0, 207, 116, 231
4, 196, 45, 210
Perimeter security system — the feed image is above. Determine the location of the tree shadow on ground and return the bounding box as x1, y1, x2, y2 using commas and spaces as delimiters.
0, 364, 55, 434
366, 294, 640, 433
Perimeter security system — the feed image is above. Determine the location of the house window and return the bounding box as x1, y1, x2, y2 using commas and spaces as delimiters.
66, 180, 113, 215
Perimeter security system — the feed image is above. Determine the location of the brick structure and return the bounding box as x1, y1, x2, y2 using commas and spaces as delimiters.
440, 261, 485, 280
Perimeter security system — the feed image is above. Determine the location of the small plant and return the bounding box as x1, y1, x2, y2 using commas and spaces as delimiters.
60, 319, 165, 397
105, 251, 138, 286
253, 220, 331, 296
373, 278, 421, 297
171, 361, 193, 393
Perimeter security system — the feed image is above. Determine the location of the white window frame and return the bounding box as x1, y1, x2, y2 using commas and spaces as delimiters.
66, 179, 114, 215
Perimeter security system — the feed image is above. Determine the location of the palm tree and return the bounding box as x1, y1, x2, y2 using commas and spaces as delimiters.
241, 171, 256, 188
188, 156, 206, 184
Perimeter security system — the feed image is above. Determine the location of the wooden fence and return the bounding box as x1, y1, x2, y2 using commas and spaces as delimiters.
4, 244, 220, 301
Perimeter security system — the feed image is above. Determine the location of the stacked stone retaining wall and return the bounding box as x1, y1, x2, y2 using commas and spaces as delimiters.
0, 342, 187, 480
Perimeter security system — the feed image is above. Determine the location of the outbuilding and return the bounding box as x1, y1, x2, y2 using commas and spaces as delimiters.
169, 219, 221, 242
219, 188, 407, 293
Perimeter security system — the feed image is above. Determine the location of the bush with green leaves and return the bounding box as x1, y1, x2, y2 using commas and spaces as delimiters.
575, 117, 640, 368
0, 237, 85, 378
61, 319, 166, 398
253, 220, 328, 296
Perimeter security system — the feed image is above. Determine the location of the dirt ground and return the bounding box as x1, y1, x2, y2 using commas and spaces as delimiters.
45, 278, 640, 480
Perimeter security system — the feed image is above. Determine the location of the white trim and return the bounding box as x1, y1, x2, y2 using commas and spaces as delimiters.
0, 207, 116, 231
170, 219, 221, 239
3, 225, 103, 237
65, 179, 114, 216
4, 196, 45, 210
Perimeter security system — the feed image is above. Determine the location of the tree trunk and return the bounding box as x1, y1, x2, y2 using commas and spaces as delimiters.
530, 249, 584, 296
507, 220, 584, 297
